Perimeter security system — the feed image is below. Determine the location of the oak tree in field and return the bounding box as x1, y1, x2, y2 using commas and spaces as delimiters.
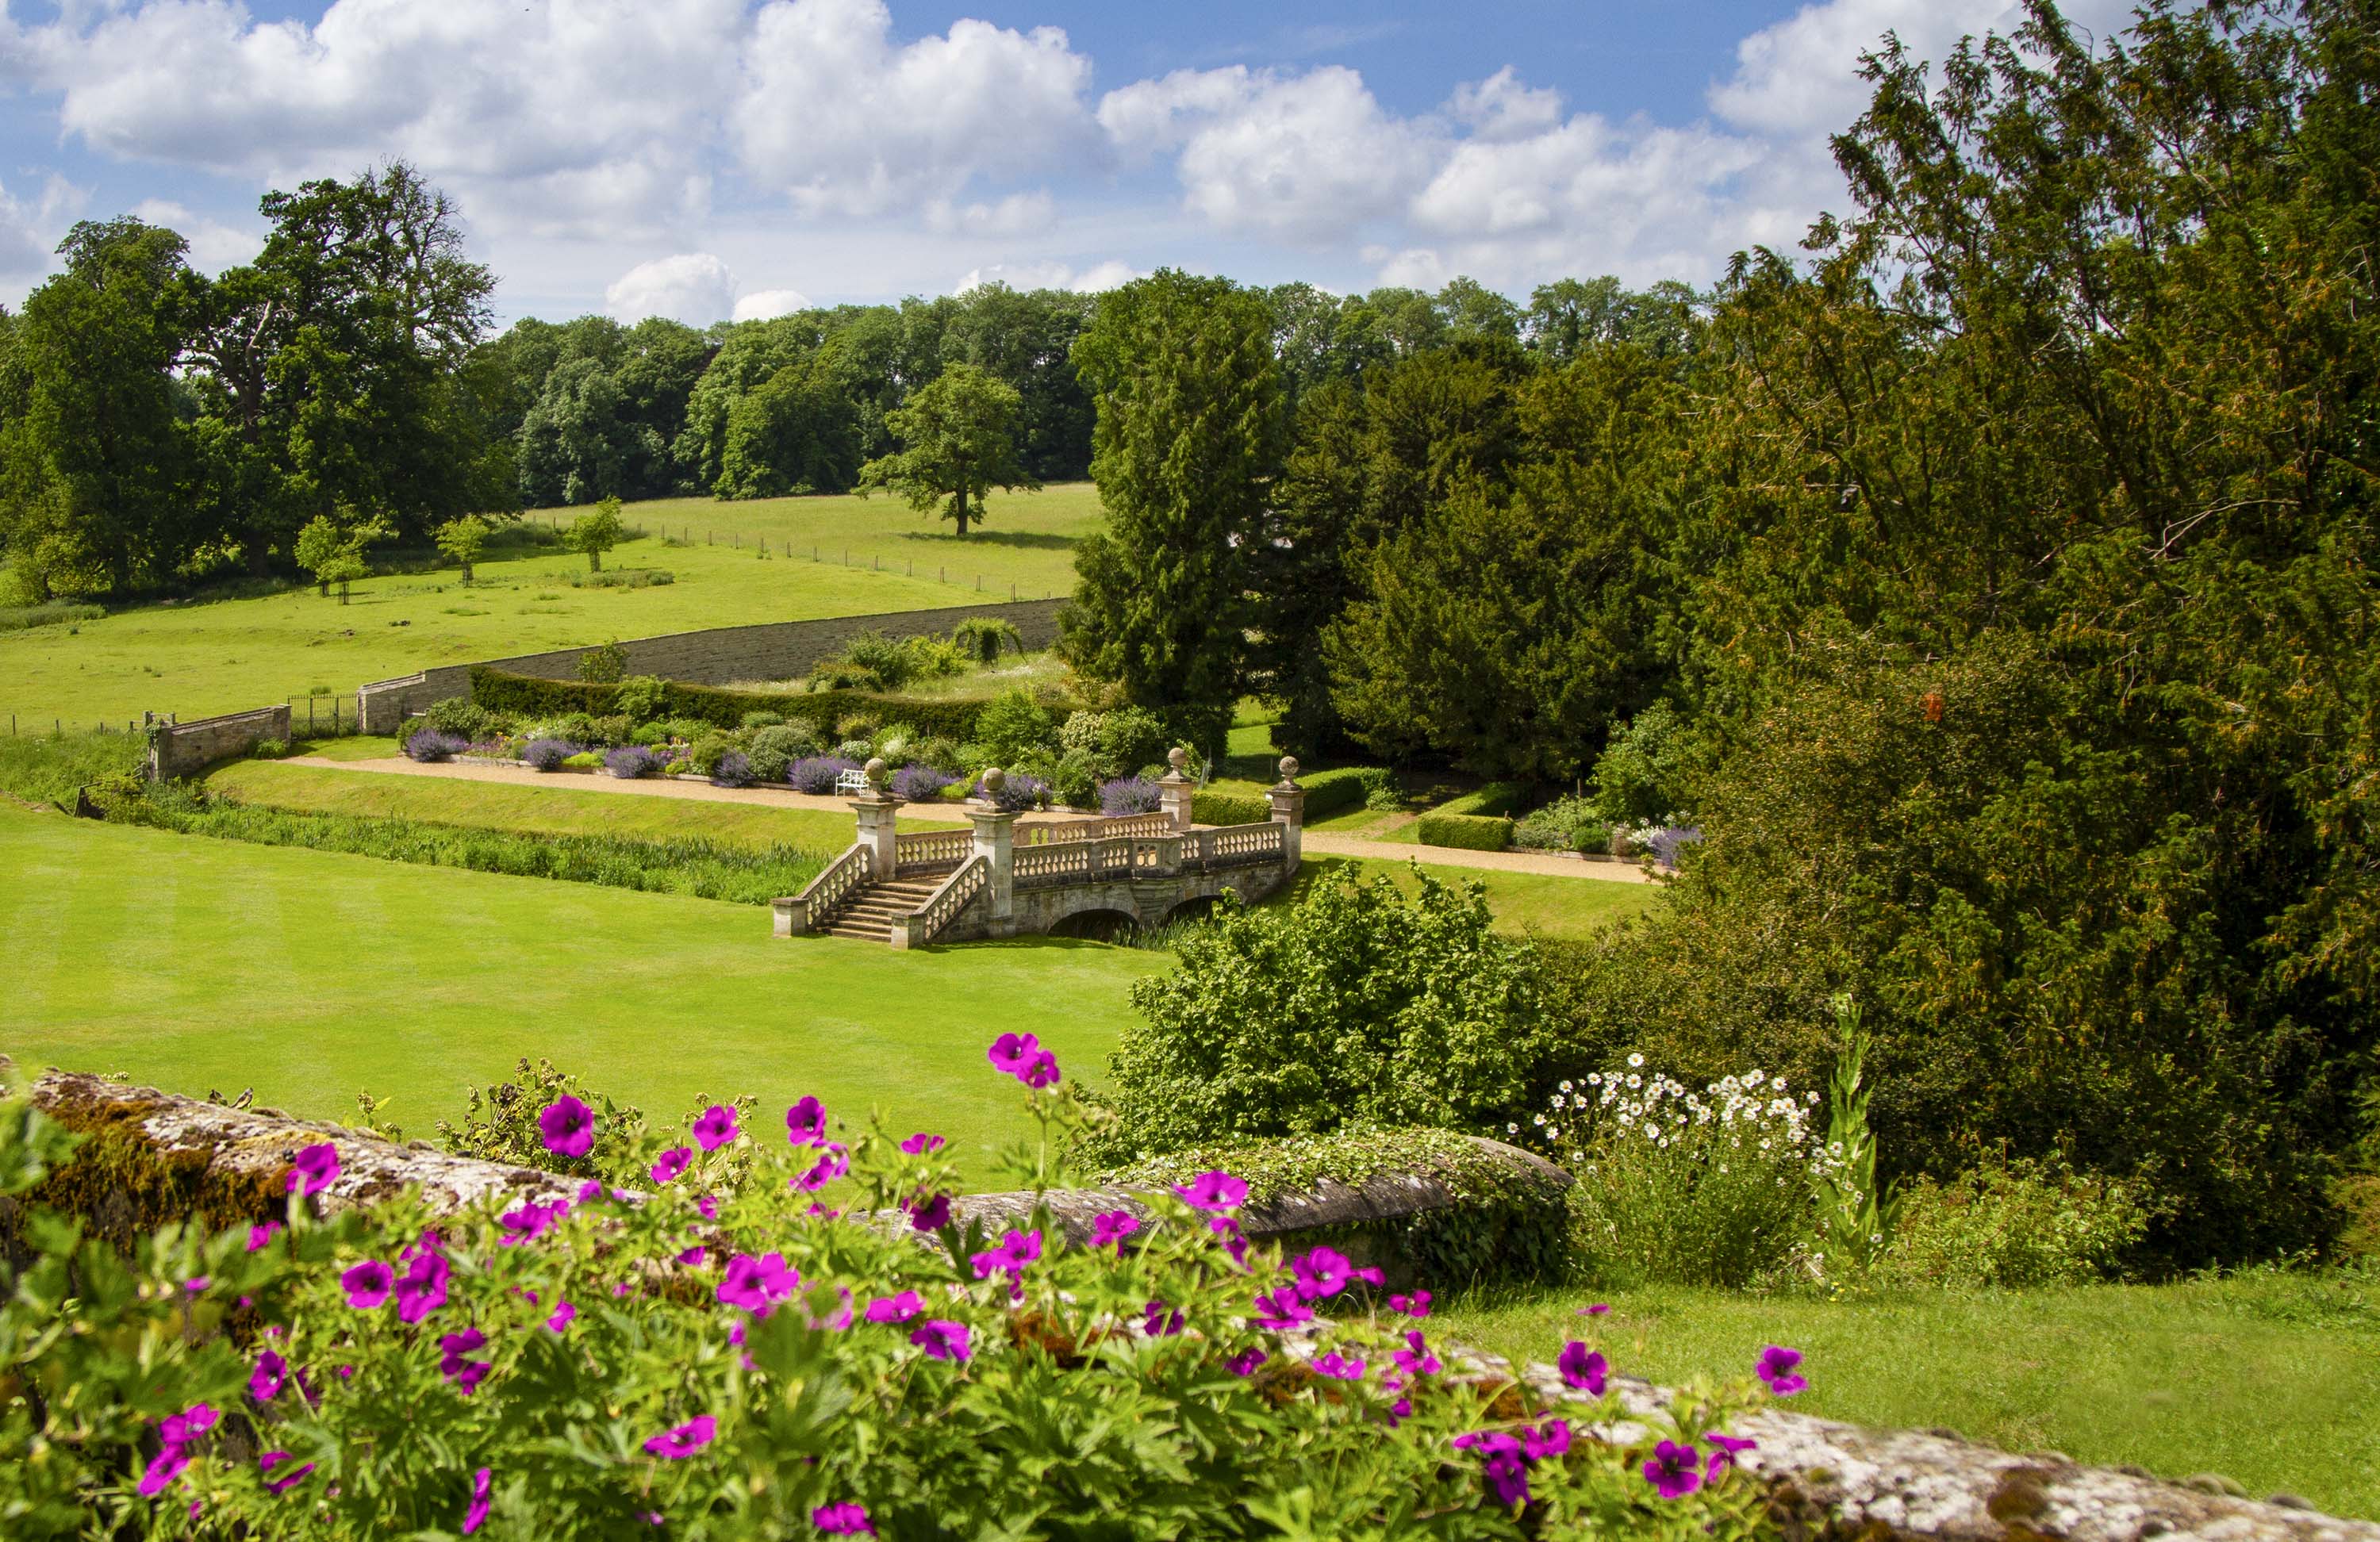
566, 497, 624, 573
855, 362, 1038, 536
293, 510, 390, 603
435, 514, 489, 584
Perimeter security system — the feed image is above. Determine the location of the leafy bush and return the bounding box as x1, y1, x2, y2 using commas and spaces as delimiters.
912, 735, 965, 776
710, 752, 754, 788
1517, 1063, 1826, 1290
604, 746, 659, 779
687, 734, 735, 777
739, 710, 786, 731
0, 599, 105, 631
424, 697, 495, 741
1192, 789, 1269, 826
434, 1058, 647, 1184
789, 756, 863, 795
521, 738, 580, 772
0, 729, 149, 811
575, 639, 628, 684
1048, 749, 1100, 810
745, 724, 816, 783
1590, 701, 1697, 825
0, 1047, 1784, 1540
1090, 868, 1549, 1163
831, 737, 874, 762
971, 689, 1056, 767
251, 738, 290, 761
953, 612, 1025, 662
1417, 811, 1512, 851
1875, 1160, 2153, 1289
469, 667, 992, 744
816, 629, 971, 693
560, 751, 603, 770
1359, 766, 1403, 811
613, 676, 667, 723
1100, 776, 1160, 815
1514, 797, 1609, 854
891, 762, 954, 801
1293, 765, 1373, 820
404, 729, 466, 763
1643, 826, 1702, 870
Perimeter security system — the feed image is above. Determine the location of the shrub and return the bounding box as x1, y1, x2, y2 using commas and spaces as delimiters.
873, 723, 918, 763
746, 724, 818, 783
890, 762, 954, 801
709, 751, 755, 788
811, 663, 885, 693
687, 734, 735, 777
831, 737, 874, 762
1100, 775, 1160, 815
1192, 789, 1270, 826
1298, 765, 1376, 820
1096, 708, 1169, 782
1518, 1062, 1825, 1289
424, 697, 495, 741
739, 710, 785, 731
404, 728, 466, 763
977, 770, 1045, 812
605, 746, 660, 779
1590, 700, 1697, 825
251, 738, 289, 761
1416, 811, 1512, 850
614, 676, 667, 723
953, 612, 1025, 661
434, 1057, 647, 1183
1876, 1160, 2152, 1289
0, 730, 148, 811
467, 667, 992, 744
912, 735, 965, 776
788, 755, 863, 795
1358, 766, 1402, 811
576, 638, 628, 684
632, 721, 670, 747
522, 738, 580, 772
1048, 749, 1100, 810
1090, 868, 1549, 1163
972, 688, 1056, 766
560, 751, 603, 770
1514, 796, 1608, 853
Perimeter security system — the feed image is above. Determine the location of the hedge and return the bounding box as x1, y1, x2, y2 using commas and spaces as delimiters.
1430, 781, 1526, 819
468, 667, 990, 742
1100, 1126, 1572, 1287
1191, 788, 1272, 827
1416, 811, 1514, 851
1298, 765, 1375, 820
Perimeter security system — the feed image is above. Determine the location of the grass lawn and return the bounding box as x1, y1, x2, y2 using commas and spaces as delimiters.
1435, 1274, 2380, 1518
1288, 855, 1654, 939
0, 803, 1164, 1187
0, 483, 1101, 729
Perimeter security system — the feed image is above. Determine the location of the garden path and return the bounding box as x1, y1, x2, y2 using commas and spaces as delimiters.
280, 755, 1653, 884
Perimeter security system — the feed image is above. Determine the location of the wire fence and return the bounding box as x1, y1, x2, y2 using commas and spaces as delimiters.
6, 714, 152, 738
523, 512, 1058, 603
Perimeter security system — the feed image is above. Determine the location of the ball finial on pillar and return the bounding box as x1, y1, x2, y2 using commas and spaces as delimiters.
1278, 755, 1300, 784
863, 756, 888, 788
1167, 746, 1189, 774
982, 765, 1007, 793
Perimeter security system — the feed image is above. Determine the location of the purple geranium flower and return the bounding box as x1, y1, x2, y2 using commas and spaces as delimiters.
1288, 1245, 1353, 1302
1091, 1210, 1140, 1250
1523, 1419, 1572, 1461
1142, 1299, 1184, 1337
1579, 1302, 1612, 1317
1392, 1329, 1441, 1378
1756, 1344, 1806, 1396
643, 1415, 716, 1459
968, 1228, 1043, 1283
718, 1252, 802, 1313
286, 1142, 340, 1197
785, 1095, 827, 1145
463, 1467, 493, 1535
394, 1249, 451, 1325
692, 1104, 739, 1150
547, 1300, 576, 1333
1311, 1350, 1366, 1379
497, 1199, 567, 1247
537, 1095, 595, 1158
1453, 1431, 1530, 1507
910, 1320, 971, 1362
1557, 1341, 1607, 1395
246, 1222, 281, 1252
1227, 1346, 1268, 1376
899, 1131, 946, 1155
987, 1031, 1042, 1080
438, 1329, 491, 1394
1174, 1171, 1248, 1210
1705, 1430, 1757, 1478
813, 1502, 877, 1536
905, 1191, 952, 1232
1251, 1288, 1312, 1329
651, 1146, 693, 1185
1209, 1215, 1250, 1266
248, 1348, 286, 1403
259, 1450, 313, 1496
341, 1259, 395, 1310
1644, 1439, 1703, 1499
793, 1142, 850, 1192
863, 1290, 923, 1324
1388, 1290, 1432, 1318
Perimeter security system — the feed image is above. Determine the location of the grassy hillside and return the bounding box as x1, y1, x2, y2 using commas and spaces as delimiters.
0, 801, 1160, 1187
0, 482, 1100, 729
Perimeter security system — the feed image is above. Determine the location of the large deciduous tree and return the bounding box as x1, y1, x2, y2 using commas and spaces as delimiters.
1059, 270, 1284, 750
854, 363, 1036, 535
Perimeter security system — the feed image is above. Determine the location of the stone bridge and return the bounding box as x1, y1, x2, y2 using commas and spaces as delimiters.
774, 753, 1306, 947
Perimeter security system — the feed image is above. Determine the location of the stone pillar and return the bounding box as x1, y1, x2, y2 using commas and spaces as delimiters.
1269, 755, 1306, 874
1158, 745, 1196, 833
971, 769, 1021, 937
850, 757, 904, 875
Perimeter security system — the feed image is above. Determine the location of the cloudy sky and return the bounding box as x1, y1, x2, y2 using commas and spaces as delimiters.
0, 0, 2136, 325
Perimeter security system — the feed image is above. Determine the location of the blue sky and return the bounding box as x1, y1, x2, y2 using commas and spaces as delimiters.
0, 1, 2136, 324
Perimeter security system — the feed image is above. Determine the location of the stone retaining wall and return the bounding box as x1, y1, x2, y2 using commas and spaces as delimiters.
10, 1065, 2374, 1542
357, 597, 1067, 733
148, 704, 291, 780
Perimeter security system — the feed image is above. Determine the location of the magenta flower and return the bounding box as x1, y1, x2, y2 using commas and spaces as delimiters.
697, 1194, 719, 1221
183, 1275, 210, 1294
1311, 1350, 1366, 1379
497, 1199, 567, 1247
986, 1032, 1043, 1081
245, 1222, 281, 1253
1453, 1431, 1530, 1507
1644, 1439, 1703, 1498
395, 1250, 451, 1325
1756, 1344, 1806, 1396
439, 1328, 492, 1394
1227, 1346, 1269, 1376
1209, 1215, 1250, 1266
138, 1448, 192, 1498
537, 1095, 596, 1157
785, 1095, 827, 1146
248, 1348, 286, 1403
910, 1320, 971, 1362
969, 1228, 1043, 1283
905, 1191, 952, 1232
718, 1252, 802, 1312
1089, 1210, 1140, 1250
1392, 1329, 1441, 1378
547, 1300, 577, 1333
1142, 1299, 1184, 1337
1579, 1302, 1612, 1317
1557, 1341, 1607, 1395
1704, 1430, 1757, 1478
651, 1146, 693, 1184
1288, 1245, 1353, 1302
693, 1104, 739, 1149
286, 1141, 340, 1197
863, 1290, 923, 1324
808, 1285, 854, 1332
259, 1450, 314, 1495
643, 1414, 716, 1460
1388, 1290, 1432, 1318
677, 1245, 707, 1267
341, 1259, 395, 1310
793, 1142, 850, 1192
160, 1403, 217, 1446
463, 1467, 493, 1534
139, 1403, 218, 1497
1522, 1419, 1572, 1461
899, 1131, 946, 1155
813, 1501, 877, 1536
1173, 1171, 1248, 1210
1251, 1288, 1313, 1329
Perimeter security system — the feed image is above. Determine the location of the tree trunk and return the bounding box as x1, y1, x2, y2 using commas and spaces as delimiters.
337, 580, 351, 604
954, 485, 969, 537
317, 581, 330, 597
461, 562, 474, 586
589, 550, 601, 573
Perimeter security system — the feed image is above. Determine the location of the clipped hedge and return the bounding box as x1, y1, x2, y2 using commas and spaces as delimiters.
1191, 788, 1271, 827
1298, 765, 1376, 820
1417, 811, 1514, 851
468, 667, 989, 742
1101, 1126, 1572, 1287
1431, 781, 1527, 819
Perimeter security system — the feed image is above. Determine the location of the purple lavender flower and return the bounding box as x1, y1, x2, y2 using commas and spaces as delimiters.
709, 751, 754, 788
813, 1502, 877, 1536
537, 1095, 595, 1157
522, 738, 580, 772
864, 1291, 923, 1324
891, 762, 954, 801
286, 1142, 340, 1197
1644, 1439, 1703, 1498
341, 1260, 395, 1310
692, 1104, 739, 1149
1098, 775, 1161, 815
789, 755, 865, 795
1173, 1171, 1248, 1210
1756, 1344, 1807, 1396
1646, 824, 1703, 870
405, 728, 466, 762
1557, 1341, 1608, 1394
605, 745, 660, 779
463, 1467, 493, 1534
1090, 1210, 1140, 1250
785, 1095, 827, 1145
910, 1320, 972, 1361
643, 1415, 716, 1459
651, 1146, 693, 1184
899, 1131, 946, 1155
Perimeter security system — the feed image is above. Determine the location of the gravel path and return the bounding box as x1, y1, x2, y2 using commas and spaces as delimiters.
280, 756, 1653, 884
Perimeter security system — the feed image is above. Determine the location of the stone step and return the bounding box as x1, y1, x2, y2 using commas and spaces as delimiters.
827, 922, 892, 941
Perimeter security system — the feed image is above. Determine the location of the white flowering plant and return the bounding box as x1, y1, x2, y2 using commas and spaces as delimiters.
1511, 1056, 1836, 1287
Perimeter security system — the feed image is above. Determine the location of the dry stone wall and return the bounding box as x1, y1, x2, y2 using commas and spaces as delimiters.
11, 1066, 2373, 1542
357, 597, 1066, 733
148, 704, 291, 780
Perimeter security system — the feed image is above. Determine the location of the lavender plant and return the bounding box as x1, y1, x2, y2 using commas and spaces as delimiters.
788, 755, 864, 795
0, 1049, 1800, 1540
1099, 774, 1161, 815
890, 762, 954, 801
603, 745, 659, 779
520, 738, 582, 772
403, 728, 466, 763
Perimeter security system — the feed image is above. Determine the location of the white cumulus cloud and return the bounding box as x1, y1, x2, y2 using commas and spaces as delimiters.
731, 286, 810, 322
129, 198, 263, 274
606, 252, 738, 325
954, 259, 1142, 295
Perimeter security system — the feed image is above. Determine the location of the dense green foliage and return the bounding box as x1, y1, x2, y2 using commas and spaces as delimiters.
466, 666, 992, 742
855, 362, 1039, 535
0, 726, 145, 809
1415, 811, 1513, 853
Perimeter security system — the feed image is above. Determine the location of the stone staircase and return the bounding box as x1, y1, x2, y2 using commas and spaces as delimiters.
820, 866, 956, 942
